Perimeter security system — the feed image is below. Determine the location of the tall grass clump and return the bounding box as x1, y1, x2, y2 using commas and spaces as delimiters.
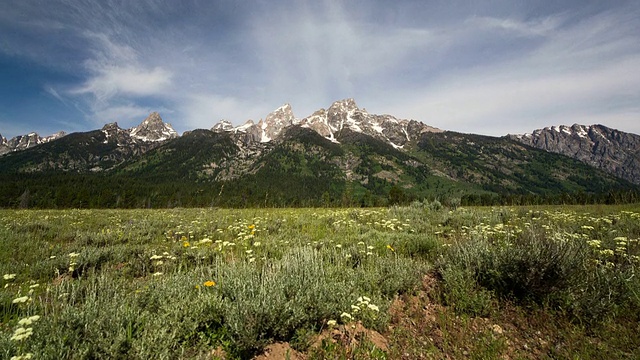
437, 227, 587, 308
217, 246, 424, 357
438, 223, 640, 323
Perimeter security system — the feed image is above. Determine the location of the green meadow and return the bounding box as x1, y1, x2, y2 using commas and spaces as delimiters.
1, 203, 639, 359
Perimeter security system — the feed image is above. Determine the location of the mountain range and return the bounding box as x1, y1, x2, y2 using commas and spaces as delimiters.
0, 99, 638, 208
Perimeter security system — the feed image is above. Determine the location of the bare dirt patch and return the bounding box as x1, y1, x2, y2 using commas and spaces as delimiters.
253, 342, 305, 360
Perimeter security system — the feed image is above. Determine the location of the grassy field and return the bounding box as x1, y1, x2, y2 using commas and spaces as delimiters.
1, 203, 639, 359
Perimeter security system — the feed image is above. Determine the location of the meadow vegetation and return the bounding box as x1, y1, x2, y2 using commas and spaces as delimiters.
1, 203, 639, 359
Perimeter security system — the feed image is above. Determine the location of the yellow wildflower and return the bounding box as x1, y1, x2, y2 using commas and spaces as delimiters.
204, 280, 216, 287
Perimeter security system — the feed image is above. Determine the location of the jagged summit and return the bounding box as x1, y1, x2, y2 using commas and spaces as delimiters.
130, 112, 178, 142
211, 120, 234, 132
258, 103, 298, 142
300, 98, 441, 147
0, 130, 66, 155
210, 99, 441, 148
102, 122, 121, 131
510, 124, 640, 185
2, 102, 639, 203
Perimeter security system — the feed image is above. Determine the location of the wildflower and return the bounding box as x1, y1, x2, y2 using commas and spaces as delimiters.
195, 285, 200, 289
386, 244, 395, 252
183, 241, 190, 248
367, 304, 380, 312
68, 252, 80, 257
10, 353, 33, 360
340, 312, 353, 321
18, 315, 40, 326
10, 327, 33, 341
150, 255, 163, 260
253, 242, 261, 247
152, 272, 163, 276
600, 249, 614, 257
12, 296, 30, 304
204, 281, 216, 287
327, 319, 337, 326
335, 244, 342, 249
3, 273, 17, 280
49, 255, 56, 259
587, 240, 601, 248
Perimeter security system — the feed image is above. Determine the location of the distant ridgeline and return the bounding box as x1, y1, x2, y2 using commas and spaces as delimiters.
1, 101, 639, 208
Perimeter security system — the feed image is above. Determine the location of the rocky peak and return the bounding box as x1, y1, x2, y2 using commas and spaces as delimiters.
7, 132, 42, 151
258, 103, 298, 142
0, 130, 68, 156
328, 98, 359, 114
300, 99, 441, 148
0, 133, 8, 156
130, 112, 178, 142
211, 120, 234, 133
101, 122, 128, 143
510, 124, 640, 185
102, 122, 122, 132
43, 131, 67, 142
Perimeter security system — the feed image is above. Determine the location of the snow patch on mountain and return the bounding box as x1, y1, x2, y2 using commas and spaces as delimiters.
510, 124, 640, 185
0, 130, 67, 155
130, 112, 178, 142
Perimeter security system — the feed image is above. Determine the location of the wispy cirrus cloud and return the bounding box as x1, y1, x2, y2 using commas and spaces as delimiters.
378, 3, 640, 135
1, 0, 639, 137
72, 65, 172, 102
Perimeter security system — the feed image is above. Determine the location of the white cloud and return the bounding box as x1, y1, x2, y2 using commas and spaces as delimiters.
467, 15, 564, 37
70, 32, 172, 102
3, 0, 640, 137
72, 65, 172, 102
250, 0, 438, 111
377, 6, 640, 136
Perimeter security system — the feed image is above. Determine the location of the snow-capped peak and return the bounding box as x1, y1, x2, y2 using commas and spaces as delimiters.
211, 120, 234, 132
299, 99, 440, 146
130, 112, 178, 142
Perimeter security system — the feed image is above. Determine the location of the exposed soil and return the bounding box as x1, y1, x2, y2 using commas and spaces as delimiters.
253, 342, 305, 360
246, 272, 639, 359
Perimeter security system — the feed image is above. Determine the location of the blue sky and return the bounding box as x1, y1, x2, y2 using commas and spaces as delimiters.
1, 0, 639, 139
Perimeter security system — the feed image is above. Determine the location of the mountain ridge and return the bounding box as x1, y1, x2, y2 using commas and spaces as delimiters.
509, 124, 640, 185
1, 99, 639, 208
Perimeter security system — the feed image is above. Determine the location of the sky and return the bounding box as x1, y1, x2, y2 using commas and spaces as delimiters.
1, 0, 639, 139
